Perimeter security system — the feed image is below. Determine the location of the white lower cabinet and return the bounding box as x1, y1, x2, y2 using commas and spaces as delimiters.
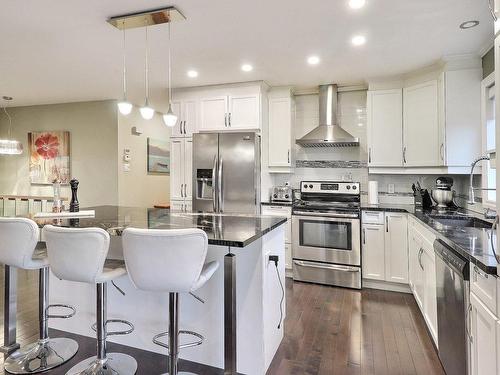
362, 212, 408, 284
170, 138, 192, 209
170, 199, 191, 212
422, 247, 438, 343
470, 292, 498, 375
362, 224, 385, 281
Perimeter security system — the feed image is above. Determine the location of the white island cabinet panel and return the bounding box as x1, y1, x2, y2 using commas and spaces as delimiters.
49, 225, 286, 375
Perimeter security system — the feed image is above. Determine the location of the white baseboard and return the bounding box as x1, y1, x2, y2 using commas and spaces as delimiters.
362, 279, 412, 294
285, 268, 293, 278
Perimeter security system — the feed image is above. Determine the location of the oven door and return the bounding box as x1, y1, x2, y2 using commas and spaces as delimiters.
292, 213, 360, 266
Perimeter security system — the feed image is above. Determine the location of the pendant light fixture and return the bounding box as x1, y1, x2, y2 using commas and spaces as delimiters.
117, 22, 132, 115
163, 22, 178, 127
0, 97, 23, 155
140, 25, 155, 120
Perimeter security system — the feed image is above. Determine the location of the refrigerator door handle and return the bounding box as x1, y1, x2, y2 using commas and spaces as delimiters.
212, 155, 218, 212
218, 158, 224, 212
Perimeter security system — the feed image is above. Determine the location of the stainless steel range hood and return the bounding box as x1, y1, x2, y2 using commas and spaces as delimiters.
296, 84, 359, 148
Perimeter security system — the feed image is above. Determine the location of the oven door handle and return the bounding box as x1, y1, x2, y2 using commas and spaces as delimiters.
293, 210, 359, 219
293, 260, 360, 273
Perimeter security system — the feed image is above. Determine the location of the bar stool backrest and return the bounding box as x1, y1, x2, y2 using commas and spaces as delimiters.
43, 225, 110, 283
0, 217, 40, 269
122, 228, 208, 293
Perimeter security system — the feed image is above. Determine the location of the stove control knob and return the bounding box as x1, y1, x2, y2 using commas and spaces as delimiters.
285, 194, 289, 199
309, 184, 313, 188
352, 185, 357, 190
303, 184, 308, 189
273, 193, 278, 198
346, 186, 351, 190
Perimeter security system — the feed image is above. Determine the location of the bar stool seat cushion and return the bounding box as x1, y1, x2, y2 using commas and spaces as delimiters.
192, 261, 219, 291
0, 217, 48, 270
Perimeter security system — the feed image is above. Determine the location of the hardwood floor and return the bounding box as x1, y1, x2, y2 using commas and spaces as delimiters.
267, 279, 445, 375
0, 268, 444, 375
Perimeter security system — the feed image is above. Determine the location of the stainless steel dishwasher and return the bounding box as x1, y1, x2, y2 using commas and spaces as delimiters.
434, 239, 470, 375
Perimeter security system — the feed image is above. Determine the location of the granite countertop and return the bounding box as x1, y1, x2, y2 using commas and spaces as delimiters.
362, 204, 498, 274
31, 205, 287, 248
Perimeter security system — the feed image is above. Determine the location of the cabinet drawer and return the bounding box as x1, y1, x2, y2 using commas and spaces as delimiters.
471, 263, 497, 315
362, 211, 384, 225
262, 205, 291, 243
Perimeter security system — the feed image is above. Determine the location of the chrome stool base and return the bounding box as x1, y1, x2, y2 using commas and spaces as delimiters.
66, 353, 137, 375
4, 337, 78, 374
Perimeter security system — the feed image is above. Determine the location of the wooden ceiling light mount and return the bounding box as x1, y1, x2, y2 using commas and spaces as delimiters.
107, 6, 186, 30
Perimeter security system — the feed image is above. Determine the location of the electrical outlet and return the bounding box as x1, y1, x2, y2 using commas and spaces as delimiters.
388, 183, 395, 194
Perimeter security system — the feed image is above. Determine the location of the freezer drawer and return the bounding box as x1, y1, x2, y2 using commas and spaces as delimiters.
292, 260, 361, 289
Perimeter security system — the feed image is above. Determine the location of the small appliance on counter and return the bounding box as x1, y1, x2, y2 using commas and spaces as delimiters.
271, 183, 293, 203
412, 181, 433, 211
431, 177, 458, 210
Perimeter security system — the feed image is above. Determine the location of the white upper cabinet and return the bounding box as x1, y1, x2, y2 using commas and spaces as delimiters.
268, 89, 294, 170
403, 80, 440, 167
171, 100, 197, 137
200, 96, 228, 131
367, 89, 403, 167
384, 213, 408, 284
228, 94, 260, 129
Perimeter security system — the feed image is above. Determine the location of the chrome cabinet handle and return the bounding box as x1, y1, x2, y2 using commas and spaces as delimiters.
224, 113, 227, 127
228, 112, 231, 127
179, 120, 182, 135
440, 143, 444, 162
363, 228, 366, 245
368, 148, 372, 163
184, 184, 187, 198
287, 149, 290, 163
181, 184, 185, 198
403, 146, 407, 164
182, 120, 186, 134
386, 216, 389, 232
418, 248, 424, 270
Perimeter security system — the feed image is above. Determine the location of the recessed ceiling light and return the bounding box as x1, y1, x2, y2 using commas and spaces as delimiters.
459, 20, 480, 29
351, 35, 366, 46
307, 56, 320, 65
187, 70, 198, 78
358, 123, 364, 127
241, 64, 253, 72
349, 0, 366, 9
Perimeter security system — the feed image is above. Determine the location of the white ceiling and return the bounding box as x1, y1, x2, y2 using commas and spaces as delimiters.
0, 0, 493, 110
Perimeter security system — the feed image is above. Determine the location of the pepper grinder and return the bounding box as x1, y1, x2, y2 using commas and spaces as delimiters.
69, 178, 80, 212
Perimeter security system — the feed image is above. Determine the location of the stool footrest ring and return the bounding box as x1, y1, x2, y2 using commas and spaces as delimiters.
47, 304, 77, 319
91, 319, 134, 336
152, 330, 204, 350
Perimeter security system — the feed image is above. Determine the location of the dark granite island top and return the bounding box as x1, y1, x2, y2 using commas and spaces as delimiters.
362, 204, 498, 274
31, 205, 287, 248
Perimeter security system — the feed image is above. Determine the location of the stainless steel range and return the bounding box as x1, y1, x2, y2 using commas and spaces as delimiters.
292, 181, 361, 289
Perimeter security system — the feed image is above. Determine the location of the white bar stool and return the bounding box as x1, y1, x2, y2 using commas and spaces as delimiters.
43, 225, 137, 375
0, 218, 78, 374
122, 228, 219, 375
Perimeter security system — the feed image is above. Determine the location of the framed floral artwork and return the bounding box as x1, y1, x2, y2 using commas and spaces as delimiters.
28, 131, 70, 184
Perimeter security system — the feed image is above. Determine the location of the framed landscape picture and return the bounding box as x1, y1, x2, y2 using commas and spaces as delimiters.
28, 131, 70, 184
147, 138, 170, 174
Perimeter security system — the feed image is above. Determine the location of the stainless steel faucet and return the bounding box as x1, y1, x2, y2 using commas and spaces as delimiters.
468, 155, 492, 204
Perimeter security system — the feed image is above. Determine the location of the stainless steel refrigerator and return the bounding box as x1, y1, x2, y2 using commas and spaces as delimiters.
192, 132, 261, 214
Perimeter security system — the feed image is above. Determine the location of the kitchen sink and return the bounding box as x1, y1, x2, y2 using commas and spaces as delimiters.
428, 215, 492, 229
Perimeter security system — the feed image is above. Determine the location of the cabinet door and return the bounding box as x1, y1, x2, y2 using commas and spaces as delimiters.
367, 89, 403, 166
200, 96, 228, 131
470, 292, 498, 375
183, 100, 197, 136
183, 138, 193, 200
408, 229, 418, 291
384, 213, 408, 284
170, 101, 183, 137
170, 139, 185, 200
268, 97, 292, 167
422, 249, 438, 345
403, 80, 440, 166
170, 200, 185, 212
184, 200, 192, 213
229, 94, 260, 130
362, 224, 385, 281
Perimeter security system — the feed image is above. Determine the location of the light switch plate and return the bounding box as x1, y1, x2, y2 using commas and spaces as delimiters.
387, 183, 395, 194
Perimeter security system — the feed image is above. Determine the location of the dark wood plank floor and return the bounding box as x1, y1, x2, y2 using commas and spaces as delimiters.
0, 268, 444, 375
267, 279, 445, 375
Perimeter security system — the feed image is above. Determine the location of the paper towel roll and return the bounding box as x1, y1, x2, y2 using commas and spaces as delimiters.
368, 181, 379, 205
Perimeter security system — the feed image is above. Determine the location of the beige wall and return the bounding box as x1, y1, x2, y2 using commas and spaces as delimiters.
0, 100, 119, 206
117, 107, 170, 207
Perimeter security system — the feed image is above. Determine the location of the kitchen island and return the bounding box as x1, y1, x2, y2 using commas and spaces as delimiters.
23, 206, 287, 375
